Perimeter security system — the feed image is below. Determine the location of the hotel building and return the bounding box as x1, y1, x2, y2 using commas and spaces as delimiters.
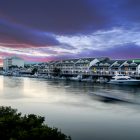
3, 56, 24, 70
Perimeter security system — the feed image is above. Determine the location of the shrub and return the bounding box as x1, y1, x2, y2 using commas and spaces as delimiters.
0, 106, 71, 140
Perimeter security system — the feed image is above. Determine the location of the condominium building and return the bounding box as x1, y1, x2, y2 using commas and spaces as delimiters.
32, 57, 140, 76
3, 56, 24, 70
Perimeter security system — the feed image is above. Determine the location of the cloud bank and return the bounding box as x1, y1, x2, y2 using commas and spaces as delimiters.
0, 0, 140, 63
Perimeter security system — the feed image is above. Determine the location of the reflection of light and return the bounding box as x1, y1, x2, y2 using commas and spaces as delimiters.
23, 78, 36, 93
22, 78, 70, 103
0, 76, 3, 91
23, 78, 50, 99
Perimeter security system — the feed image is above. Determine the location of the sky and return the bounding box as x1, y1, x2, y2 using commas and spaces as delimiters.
0, 0, 140, 64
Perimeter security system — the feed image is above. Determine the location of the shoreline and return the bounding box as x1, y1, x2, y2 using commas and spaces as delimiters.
0, 73, 109, 83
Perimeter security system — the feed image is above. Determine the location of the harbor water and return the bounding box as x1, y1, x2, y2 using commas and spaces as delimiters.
0, 75, 140, 140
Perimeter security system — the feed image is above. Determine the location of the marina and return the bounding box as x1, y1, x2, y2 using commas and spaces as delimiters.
1, 57, 140, 84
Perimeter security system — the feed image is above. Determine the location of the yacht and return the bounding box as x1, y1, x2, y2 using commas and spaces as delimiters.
70, 75, 82, 81
108, 74, 140, 85
81, 76, 94, 82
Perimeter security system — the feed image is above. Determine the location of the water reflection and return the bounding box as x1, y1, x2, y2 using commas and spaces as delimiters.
0, 76, 140, 140
0, 76, 3, 91
0, 76, 24, 99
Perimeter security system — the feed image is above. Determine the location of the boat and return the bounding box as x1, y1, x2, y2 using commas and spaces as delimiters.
3, 71, 12, 76
108, 74, 140, 85
70, 75, 82, 81
81, 76, 93, 82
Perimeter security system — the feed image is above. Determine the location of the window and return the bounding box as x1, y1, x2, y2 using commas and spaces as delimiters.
117, 78, 127, 80
131, 68, 136, 71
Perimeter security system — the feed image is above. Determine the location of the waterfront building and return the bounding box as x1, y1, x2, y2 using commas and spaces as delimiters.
3, 56, 24, 71
91, 59, 140, 76
55, 58, 101, 75
109, 60, 126, 75
11, 57, 140, 77
49, 61, 59, 73
120, 59, 140, 75
43, 62, 50, 73
89, 58, 112, 74
55, 59, 77, 74
74, 58, 95, 74
36, 63, 46, 74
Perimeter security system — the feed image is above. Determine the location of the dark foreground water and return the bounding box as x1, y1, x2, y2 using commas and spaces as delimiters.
0, 75, 140, 140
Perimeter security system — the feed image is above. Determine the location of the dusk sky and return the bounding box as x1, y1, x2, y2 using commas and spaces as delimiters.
0, 0, 140, 64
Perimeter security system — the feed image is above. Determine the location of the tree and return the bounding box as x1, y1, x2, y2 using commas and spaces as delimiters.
0, 106, 71, 140
53, 67, 61, 76
9, 65, 18, 70
31, 68, 38, 75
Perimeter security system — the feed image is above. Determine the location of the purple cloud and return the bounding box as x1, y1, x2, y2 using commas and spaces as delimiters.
0, 19, 60, 47
0, 0, 108, 34
79, 44, 140, 59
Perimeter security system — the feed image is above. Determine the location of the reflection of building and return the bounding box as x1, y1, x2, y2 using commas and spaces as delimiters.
3, 56, 24, 70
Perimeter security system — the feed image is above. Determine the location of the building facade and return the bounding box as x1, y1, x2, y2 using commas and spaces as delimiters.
3, 57, 24, 70
36, 58, 140, 76
5, 57, 138, 76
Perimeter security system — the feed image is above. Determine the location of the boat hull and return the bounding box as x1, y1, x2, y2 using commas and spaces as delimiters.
108, 80, 140, 85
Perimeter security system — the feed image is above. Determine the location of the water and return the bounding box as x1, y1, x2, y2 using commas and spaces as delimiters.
0, 75, 140, 140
